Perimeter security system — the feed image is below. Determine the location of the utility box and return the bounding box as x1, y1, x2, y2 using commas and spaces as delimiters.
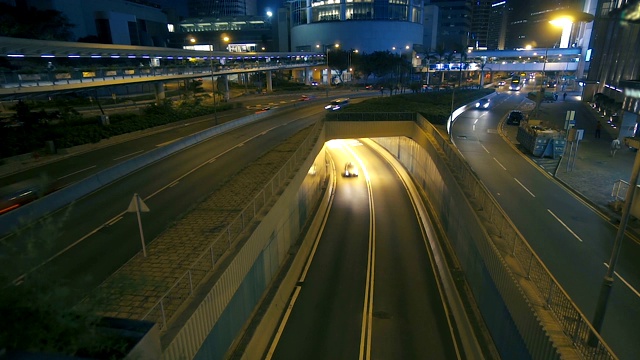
516, 120, 566, 158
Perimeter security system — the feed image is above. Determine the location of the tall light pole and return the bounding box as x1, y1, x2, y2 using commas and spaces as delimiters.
348, 49, 358, 84
534, 47, 549, 118
324, 43, 339, 86
450, 52, 464, 127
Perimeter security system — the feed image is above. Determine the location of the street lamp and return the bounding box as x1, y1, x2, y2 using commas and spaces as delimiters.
533, 47, 550, 118
325, 43, 339, 86
348, 49, 358, 83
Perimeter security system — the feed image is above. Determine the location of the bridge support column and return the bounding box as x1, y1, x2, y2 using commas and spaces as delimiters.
266, 70, 273, 93
305, 67, 311, 85
221, 75, 230, 101
154, 81, 165, 104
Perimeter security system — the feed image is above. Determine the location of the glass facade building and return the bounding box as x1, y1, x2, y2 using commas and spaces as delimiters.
288, 0, 424, 53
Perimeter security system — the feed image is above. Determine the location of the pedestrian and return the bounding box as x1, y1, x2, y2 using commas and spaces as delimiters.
611, 138, 621, 157
554, 93, 558, 101
563, 92, 567, 101
595, 121, 602, 138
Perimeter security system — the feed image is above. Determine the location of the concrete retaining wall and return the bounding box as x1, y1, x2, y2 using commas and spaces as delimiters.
161, 128, 328, 360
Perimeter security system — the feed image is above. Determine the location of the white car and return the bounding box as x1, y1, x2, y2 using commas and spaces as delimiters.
343, 162, 359, 177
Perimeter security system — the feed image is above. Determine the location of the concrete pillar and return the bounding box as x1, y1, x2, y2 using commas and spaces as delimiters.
266, 70, 273, 93
154, 81, 165, 104
221, 75, 230, 101
305, 67, 311, 85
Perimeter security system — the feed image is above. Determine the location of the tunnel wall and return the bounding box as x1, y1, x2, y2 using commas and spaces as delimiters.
372, 134, 530, 359
162, 127, 328, 359
371, 117, 568, 359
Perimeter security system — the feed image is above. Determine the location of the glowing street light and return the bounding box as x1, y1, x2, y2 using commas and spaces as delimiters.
325, 43, 339, 85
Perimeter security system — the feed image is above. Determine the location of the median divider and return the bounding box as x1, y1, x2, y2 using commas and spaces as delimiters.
0, 110, 272, 236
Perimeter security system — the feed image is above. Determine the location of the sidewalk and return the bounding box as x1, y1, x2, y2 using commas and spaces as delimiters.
501, 90, 637, 225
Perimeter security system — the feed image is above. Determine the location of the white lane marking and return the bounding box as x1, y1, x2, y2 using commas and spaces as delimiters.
514, 178, 536, 197
57, 165, 97, 180
265, 286, 302, 360
344, 144, 375, 360
169, 181, 179, 187
547, 209, 583, 242
481, 144, 490, 153
604, 262, 640, 298
113, 150, 144, 161
493, 157, 506, 170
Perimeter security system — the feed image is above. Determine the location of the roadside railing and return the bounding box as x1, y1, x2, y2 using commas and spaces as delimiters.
141, 121, 322, 331
0, 62, 324, 89
417, 116, 617, 360
612, 179, 630, 202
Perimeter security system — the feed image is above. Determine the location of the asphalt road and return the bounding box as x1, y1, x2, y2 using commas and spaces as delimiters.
0, 99, 325, 298
269, 140, 458, 359
451, 83, 640, 359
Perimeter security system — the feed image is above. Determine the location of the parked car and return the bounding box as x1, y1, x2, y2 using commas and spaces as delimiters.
343, 162, 359, 177
506, 110, 525, 125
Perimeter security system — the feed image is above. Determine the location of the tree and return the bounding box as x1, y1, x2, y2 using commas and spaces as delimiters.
367, 51, 397, 79
327, 49, 349, 84
0, 3, 74, 41
429, 45, 448, 84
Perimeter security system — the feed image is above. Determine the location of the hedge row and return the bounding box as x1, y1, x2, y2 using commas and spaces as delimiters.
0, 100, 235, 158
345, 89, 494, 125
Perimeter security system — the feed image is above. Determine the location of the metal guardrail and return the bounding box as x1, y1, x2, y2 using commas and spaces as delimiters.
0, 62, 324, 90
416, 116, 617, 360
141, 121, 322, 331
612, 179, 629, 202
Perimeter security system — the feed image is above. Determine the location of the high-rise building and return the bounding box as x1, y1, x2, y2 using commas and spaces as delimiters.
187, 0, 258, 17
17, 0, 169, 46
585, 0, 640, 139
470, 0, 493, 50
428, 0, 473, 52
505, 0, 585, 49
487, 0, 508, 50
288, 0, 424, 54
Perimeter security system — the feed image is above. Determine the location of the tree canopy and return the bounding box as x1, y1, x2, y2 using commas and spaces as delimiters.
0, 3, 74, 41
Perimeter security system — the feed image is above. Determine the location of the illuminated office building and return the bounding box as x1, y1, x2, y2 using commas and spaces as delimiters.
187, 0, 258, 17
288, 0, 424, 54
